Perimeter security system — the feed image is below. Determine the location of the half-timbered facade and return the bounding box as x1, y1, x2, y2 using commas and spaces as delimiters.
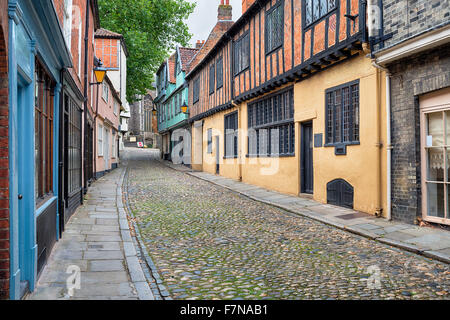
187, 0, 389, 217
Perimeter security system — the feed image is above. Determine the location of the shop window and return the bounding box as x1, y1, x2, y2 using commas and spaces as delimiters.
35, 62, 55, 203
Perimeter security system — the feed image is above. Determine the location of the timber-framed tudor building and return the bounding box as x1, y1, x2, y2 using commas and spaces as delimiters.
181, 0, 390, 219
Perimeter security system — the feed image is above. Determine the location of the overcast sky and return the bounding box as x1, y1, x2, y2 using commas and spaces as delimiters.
185, 0, 243, 47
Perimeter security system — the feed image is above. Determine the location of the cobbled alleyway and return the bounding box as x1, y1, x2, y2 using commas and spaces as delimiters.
123, 148, 450, 300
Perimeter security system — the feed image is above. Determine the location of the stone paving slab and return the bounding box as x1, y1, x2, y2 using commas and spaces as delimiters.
184, 169, 450, 264
27, 167, 153, 300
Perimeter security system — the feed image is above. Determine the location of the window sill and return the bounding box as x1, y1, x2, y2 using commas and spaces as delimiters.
223, 156, 238, 159
246, 153, 295, 158
324, 141, 360, 148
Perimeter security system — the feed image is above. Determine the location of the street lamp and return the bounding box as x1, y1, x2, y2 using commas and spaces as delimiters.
152, 106, 157, 117
91, 59, 107, 85
180, 101, 188, 114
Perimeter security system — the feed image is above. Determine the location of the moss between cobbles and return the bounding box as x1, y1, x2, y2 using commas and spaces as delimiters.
125, 161, 450, 300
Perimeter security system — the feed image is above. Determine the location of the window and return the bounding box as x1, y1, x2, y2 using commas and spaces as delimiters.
216, 56, 223, 89
98, 124, 103, 156
65, 94, 82, 195
102, 82, 109, 102
207, 128, 213, 154
325, 80, 360, 145
266, 1, 284, 54
178, 93, 183, 113
248, 88, 295, 157
112, 133, 116, 159
209, 64, 215, 95
35, 62, 55, 203
63, 0, 73, 49
78, 20, 82, 77
114, 100, 119, 116
234, 32, 250, 75
305, 0, 337, 26
224, 112, 238, 158
193, 77, 200, 104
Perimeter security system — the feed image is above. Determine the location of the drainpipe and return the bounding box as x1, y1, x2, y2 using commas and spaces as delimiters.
93, 83, 100, 180
231, 100, 242, 181
83, 0, 91, 194
372, 60, 391, 221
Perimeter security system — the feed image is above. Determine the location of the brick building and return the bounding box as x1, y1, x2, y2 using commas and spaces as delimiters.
373, 0, 450, 225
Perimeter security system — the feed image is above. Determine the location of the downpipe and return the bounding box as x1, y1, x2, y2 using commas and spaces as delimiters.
372, 60, 392, 221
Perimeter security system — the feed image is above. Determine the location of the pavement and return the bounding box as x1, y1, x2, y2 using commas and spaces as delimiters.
27, 166, 154, 300
163, 161, 450, 265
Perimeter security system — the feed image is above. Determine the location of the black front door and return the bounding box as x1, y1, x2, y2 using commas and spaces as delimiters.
301, 122, 314, 194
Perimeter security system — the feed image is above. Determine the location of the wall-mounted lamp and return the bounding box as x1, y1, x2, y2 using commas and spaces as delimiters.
181, 102, 188, 114
90, 59, 107, 85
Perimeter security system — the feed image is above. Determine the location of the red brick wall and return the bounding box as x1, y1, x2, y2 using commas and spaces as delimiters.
0, 0, 9, 300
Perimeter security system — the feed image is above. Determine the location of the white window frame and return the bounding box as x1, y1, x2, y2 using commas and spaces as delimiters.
102, 82, 109, 102
78, 20, 82, 77
63, 0, 73, 49
111, 133, 116, 159
98, 124, 104, 156
114, 100, 119, 116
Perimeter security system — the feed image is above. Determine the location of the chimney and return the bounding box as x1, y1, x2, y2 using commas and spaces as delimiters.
242, 0, 256, 14
218, 0, 232, 21
195, 40, 205, 49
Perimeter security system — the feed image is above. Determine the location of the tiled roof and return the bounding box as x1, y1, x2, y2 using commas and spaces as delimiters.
186, 20, 234, 74
178, 47, 199, 71
95, 28, 123, 39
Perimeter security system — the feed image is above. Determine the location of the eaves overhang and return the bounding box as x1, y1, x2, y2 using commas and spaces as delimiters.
374, 23, 450, 66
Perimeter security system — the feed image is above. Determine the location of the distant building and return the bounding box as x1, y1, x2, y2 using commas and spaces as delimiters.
155, 46, 199, 162
94, 28, 130, 150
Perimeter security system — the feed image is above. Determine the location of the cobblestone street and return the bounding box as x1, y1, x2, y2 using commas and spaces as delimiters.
124, 148, 450, 300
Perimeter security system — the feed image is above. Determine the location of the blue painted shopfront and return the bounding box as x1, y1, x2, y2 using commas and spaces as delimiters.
8, 0, 72, 299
